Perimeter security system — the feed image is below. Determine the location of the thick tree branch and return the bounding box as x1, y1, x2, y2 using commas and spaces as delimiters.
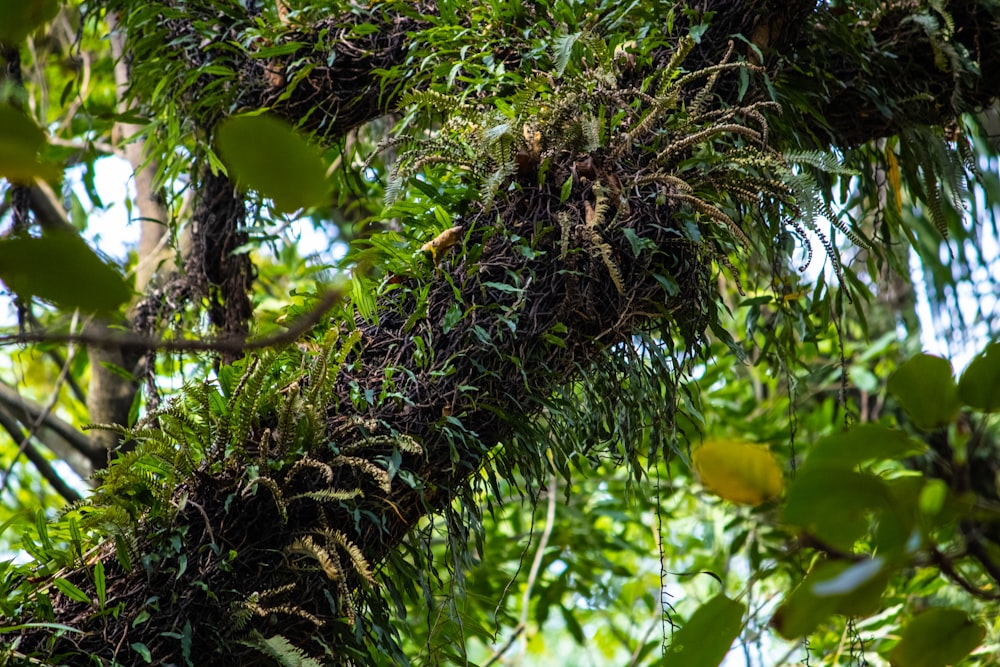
0, 409, 83, 504
0, 382, 102, 475
243, 1, 1000, 146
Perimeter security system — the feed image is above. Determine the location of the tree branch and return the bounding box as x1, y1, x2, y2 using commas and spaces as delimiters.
0, 410, 82, 504
0, 289, 342, 355
0, 383, 103, 473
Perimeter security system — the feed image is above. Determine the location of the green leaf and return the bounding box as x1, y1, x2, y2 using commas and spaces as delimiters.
131, 642, 153, 663
552, 32, 581, 77
957, 342, 1000, 412
54, 578, 91, 605
442, 302, 462, 334
0, 105, 61, 183
94, 561, 106, 610
0, 0, 60, 43
216, 113, 329, 214
560, 605, 585, 645
665, 594, 745, 667
560, 174, 573, 202
0, 622, 84, 634
887, 354, 959, 430
772, 560, 887, 639
890, 608, 985, 667
783, 468, 893, 552
804, 425, 926, 470
0, 232, 132, 313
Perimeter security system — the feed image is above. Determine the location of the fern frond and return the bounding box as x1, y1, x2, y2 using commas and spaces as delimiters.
250, 633, 324, 667
669, 193, 752, 248
331, 455, 391, 493
317, 529, 376, 585
287, 488, 363, 504
288, 535, 342, 581
243, 477, 288, 523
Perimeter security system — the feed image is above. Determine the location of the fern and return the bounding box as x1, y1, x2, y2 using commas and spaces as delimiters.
249, 633, 323, 667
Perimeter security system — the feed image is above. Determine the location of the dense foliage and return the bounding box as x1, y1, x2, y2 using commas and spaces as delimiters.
1, 1, 1000, 665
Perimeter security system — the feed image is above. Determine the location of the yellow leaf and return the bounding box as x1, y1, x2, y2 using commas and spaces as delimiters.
885, 148, 902, 215
419, 225, 464, 265
693, 439, 783, 505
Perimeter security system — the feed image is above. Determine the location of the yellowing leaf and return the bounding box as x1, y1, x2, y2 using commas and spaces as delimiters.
420, 225, 464, 265
885, 147, 902, 215
693, 439, 783, 506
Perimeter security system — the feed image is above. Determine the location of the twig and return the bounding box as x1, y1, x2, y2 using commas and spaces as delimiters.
929, 547, 1000, 600
0, 289, 343, 354
482, 623, 525, 667
627, 615, 663, 667
485, 463, 558, 667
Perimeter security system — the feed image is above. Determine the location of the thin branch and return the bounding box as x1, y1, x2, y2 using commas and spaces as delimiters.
27, 181, 77, 233
961, 523, 1000, 585
482, 623, 525, 667
483, 463, 558, 667
521, 467, 558, 657
0, 289, 343, 354
0, 410, 82, 504
929, 547, 1000, 601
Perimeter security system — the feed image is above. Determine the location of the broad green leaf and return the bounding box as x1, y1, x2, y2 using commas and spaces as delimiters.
812, 557, 888, 616
131, 642, 152, 663
804, 425, 926, 470
889, 608, 985, 667
693, 439, 783, 506
0, 232, 132, 313
0, 0, 60, 43
887, 354, 959, 430
665, 594, 745, 666
0, 105, 61, 183
772, 560, 887, 639
215, 114, 328, 214
442, 302, 462, 334
783, 468, 892, 551
957, 342, 1000, 412
560, 174, 573, 202
918, 478, 948, 517
94, 561, 106, 610
53, 578, 91, 605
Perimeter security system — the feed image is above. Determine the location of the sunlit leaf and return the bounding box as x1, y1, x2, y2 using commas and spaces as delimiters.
665, 594, 745, 667
887, 354, 959, 430
215, 113, 329, 214
693, 439, 783, 506
957, 342, 1000, 412
0, 232, 132, 313
889, 608, 985, 667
